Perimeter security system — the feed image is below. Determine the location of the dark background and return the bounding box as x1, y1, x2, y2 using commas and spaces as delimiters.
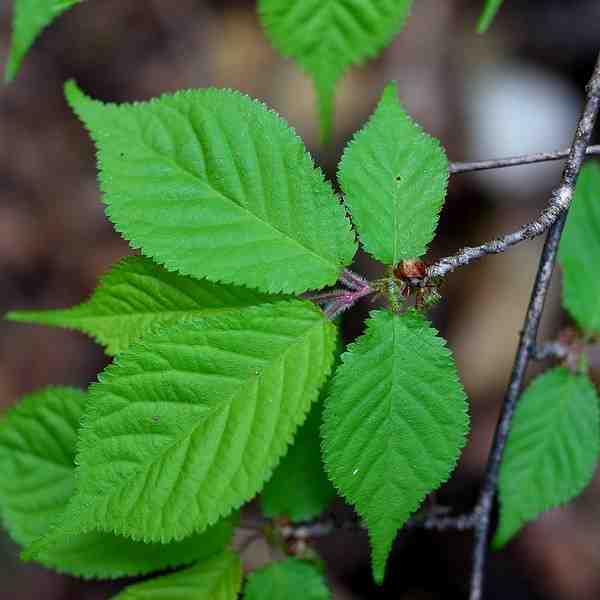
1, 1, 599, 598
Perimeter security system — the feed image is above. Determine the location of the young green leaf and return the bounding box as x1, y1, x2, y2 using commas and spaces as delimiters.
111, 549, 243, 600
0, 386, 84, 546
261, 399, 336, 523
7, 256, 273, 355
0, 385, 235, 578
477, 0, 504, 33
55, 300, 336, 543
65, 82, 356, 294
244, 558, 330, 600
5, 0, 82, 81
559, 162, 600, 334
322, 309, 469, 583
494, 368, 599, 548
258, 0, 413, 143
338, 83, 449, 265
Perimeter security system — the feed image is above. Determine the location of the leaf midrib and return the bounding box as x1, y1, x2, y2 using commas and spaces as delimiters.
125, 106, 341, 275
82, 317, 327, 530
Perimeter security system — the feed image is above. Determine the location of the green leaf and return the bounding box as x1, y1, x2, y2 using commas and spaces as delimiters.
338, 83, 449, 265
0, 386, 236, 578
55, 300, 336, 543
7, 256, 273, 355
477, 0, 503, 33
65, 82, 356, 294
322, 309, 468, 583
5, 0, 82, 81
261, 399, 336, 522
559, 162, 600, 334
0, 386, 84, 546
112, 550, 243, 600
258, 0, 413, 143
494, 368, 599, 548
28, 516, 236, 580
244, 558, 330, 600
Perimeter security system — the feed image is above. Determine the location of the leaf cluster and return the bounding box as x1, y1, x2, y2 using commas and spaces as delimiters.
3, 78, 469, 593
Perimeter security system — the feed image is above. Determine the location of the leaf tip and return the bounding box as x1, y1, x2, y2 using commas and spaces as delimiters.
64, 78, 83, 104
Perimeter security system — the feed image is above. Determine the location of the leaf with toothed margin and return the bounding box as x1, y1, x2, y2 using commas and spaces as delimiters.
24, 515, 236, 580
338, 82, 449, 266
111, 550, 243, 600
5, 0, 82, 82
39, 300, 336, 545
559, 162, 600, 335
477, 0, 503, 33
64, 81, 356, 294
244, 558, 331, 600
494, 368, 599, 548
322, 309, 469, 583
261, 398, 336, 523
258, 0, 413, 143
6, 256, 274, 355
0, 386, 236, 578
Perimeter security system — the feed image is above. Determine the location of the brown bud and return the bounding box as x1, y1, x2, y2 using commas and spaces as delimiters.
393, 259, 427, 281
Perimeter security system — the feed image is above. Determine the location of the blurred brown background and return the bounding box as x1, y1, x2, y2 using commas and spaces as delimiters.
1, 1, 599, 598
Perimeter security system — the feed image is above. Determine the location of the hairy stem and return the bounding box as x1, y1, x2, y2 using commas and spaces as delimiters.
468, 52, 600, 600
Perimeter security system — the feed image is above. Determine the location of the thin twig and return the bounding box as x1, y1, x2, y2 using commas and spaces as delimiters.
468, 52, 600, 600
428, 98, 600, 280
530, 341, 569, 361
449, 145, 600, 174
340, 268, 370, 291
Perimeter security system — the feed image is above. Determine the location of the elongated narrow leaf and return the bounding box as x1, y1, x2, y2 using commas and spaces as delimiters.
112, 550, 243, 600
0, 386, 235, 578
259, 0, 413, 142
494, 368, 599, 548
5, 0, 82, 81
53, 301, 336, 543
65, 82, 356, 294
7, 256, 272, 355
559, 162, 600, 334
338, 83, 448, 265
322, 309, 468, 583
261, 399, 335, 522
244, 558, 330, 600
477, 0, 504, 33
0, 386, 84, 546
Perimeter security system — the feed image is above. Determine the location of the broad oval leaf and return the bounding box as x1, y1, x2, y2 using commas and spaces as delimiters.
112, 550, 243, 600
5, 0, 82, 81
65, 82, 356, 294
7, 256, 273, 355
244, 558, 330, 600
259, 0, 413, 142
338, 83, 449, 265
63, 300, 336, 542
261, 399, 335, 522
477, 0, 504, 33
322, 309, 469, 583
0, 386, 235, 578
494, 368, 599, 548
559, 162, 600, 334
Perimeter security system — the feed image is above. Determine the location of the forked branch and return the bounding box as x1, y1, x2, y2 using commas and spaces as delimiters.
428, 70, 600, 280
468, 51, 600, 600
